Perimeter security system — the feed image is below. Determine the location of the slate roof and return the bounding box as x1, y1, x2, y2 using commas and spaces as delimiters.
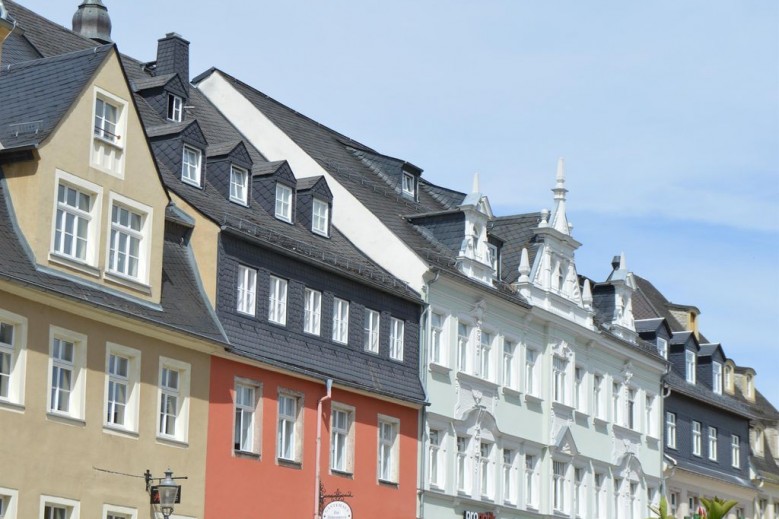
0, 175, 227, 344
489, 213, 542, 284
666, 370, 755, 419
3, 1, 96, 60
0, 45, 112, 151
674, 455, 754, 489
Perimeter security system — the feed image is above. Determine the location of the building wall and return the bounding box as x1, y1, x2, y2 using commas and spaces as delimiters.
0, 289, 210, 518
205, 355, 418, 518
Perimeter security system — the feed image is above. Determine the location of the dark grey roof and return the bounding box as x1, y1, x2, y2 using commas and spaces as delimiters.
145, 120, 194, 138
4, 1, 96, 59
671, 331, 695, 346
489, 213, 542, 284
206, 141, 241, 158
131, 73, 176, 91
251, 160, 285, 177
0, 175, 227, 344
635, 318, 665, 334
698, 343, 721, 357
0, 45, 112, 151
296, 176, 324, 191
666, 371, 755, 419
420, 179, 466, 209
674, 456, 754, 489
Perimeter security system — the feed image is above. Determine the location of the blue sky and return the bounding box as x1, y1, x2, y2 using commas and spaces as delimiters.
23, 1, 779, 400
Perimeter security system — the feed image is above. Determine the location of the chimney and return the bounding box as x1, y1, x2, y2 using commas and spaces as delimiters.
156, 32, 190, 85
0, 0, 15, 67
72, 0, 112, 44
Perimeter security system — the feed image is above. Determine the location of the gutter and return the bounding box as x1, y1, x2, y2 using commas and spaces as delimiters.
313, 378, 333, 519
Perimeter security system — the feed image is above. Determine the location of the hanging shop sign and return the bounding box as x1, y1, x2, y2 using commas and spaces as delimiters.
322, 500, 352, 519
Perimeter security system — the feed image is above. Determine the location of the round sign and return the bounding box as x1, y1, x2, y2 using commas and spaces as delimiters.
322, 500, 352, 519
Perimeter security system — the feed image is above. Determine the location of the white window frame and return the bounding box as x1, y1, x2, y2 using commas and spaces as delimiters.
594, 472, 606, 518
91, 87, 127, 177
574, 466, 585, 517
428, 428, 444, 489
574, 366, 586, 412
0, 487, 18, 519
40, 495, 80, 519
277, 391, 303, 462
236, 265, 257, 316
268, 276, 288, 326
502, 447, 517, 505
456, 435, 469, 493
524, 451, 540, 509
402, 171, 416, 197
612, 382, 622, 425
503, 339, 516, 389
312, 198, 329, 236
156, 356, 191, 444
106, 193, 152, 285
626, 387, 637, 430
525, 348, 538, 396
712, 361, 723, 395
275, 183, 293, 222
692, 420, 702, 456
486, 243, 499, 273
303, 288, 322, 335
389, 318, 405, 361
0, 309, 27, 409
479, 330, 492, 380
229, 165, 249, 205
103, 343, 141, 434
686, 350, 696, 384
377, 415, 400, 483
479, 441, 494, 499
666, 412, 676, 449
51, 171, 103, 268
234, 378, 261, 455
181, 145, 202, 187
167, 93, 183, 122
102, 504, 137, 519
553, 355, 568, 404
430, 312, 446, 367
332, 298, 349, 344
731, 434, 740, 468
553, 460, 568, 513
657, 337, 668, 359
708, 426, 718, 461
363, 309, 380, 354
330, 403, 355, 474
457, 321, 471, 373
645, 394, 656, 437
47, 326, 87, 421
593, 373, 605, 419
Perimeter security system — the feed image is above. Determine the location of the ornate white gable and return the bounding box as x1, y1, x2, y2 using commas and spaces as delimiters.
456, 173, 497, 285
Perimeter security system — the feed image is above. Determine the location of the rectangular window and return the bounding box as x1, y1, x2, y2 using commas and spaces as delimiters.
430, 312, 445, 365
236, 265, 257, 316
657, 337, 668, 359
629, 482, 639, 519
277, 394, 300, 461
666, 412, 676, 448
157, 357, 190, 443
0, 322, 13, 400
686, 350, 696, 384
708, 426, 718, 461
167, 94, 183, 122
332, 298, 349, 344
402, 172, 415, 197
331, 406, 353, 473
503, 340, 515, 388
614, 478, 622, 519
692, 421, 702, 456
428, 429, 443, 488
487, 243, 499, 273
731, 434, 740, 467
104, 344, 140, 432
574, 367, 585, 412
0, 489, 17, 519
108, 204, 143, 279
594, 473, 605, 517
712, 361, 723, 395
312, 198, 329, 236
457, 436, 468, 493
525, 454, 538, 508
363, 309, 380, 353
268, 276, 288, 325
645, 394, 656, 436
479, 331, 492, 380
479, 442, 493, 498
553, 460, 567, 512
234, 383, 257, 453
389, 318, 404, 361
0, 310, 26, 406
525, 349, 538, 396
181, 145, 202, 186
574, 467, 584, 517
54, 184, 92, 261
613, 382, 622, 425
503, 449, 515, 504
626, 388, 636, 429
553, 356, 567, 404
457, 322, 470, 372
275, 183, 293, 222
48, 328, 86, 420
378, 418, 399, 483
229, 165, 248, 204
593, 374, 604, 419
44, 505, 69, 519
95, 97, 119, 142
303, 289, 322, 335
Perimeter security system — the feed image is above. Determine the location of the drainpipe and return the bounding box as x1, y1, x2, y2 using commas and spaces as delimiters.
314, 378, 333, 519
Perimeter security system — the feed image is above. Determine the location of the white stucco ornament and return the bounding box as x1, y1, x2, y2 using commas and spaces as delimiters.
322, 501, 352, 519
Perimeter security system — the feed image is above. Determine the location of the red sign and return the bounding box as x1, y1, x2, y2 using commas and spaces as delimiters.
463, 511, 495, 519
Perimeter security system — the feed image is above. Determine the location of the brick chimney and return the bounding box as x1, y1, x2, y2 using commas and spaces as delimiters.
156, 32, 190, 85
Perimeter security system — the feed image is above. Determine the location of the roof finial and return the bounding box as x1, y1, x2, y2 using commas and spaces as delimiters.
582, 279, 593, 309
72, 0, 112, 44
550, 157, 571, 234
518, 247, 531, 282
472, 172, 480, 194
553, 157, 567, 202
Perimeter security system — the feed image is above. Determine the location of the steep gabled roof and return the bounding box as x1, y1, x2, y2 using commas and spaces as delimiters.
0, 44, 113, 151
4, 0, 96, 59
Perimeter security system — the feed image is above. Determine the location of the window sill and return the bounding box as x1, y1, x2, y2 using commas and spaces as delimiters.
502, 386, 522, 398
103, 424, 139, 438
0, 399, 25, 413
104, 271, 152, 295
229, 197, 249, 207
46, 411, 86, 427
593, 416, 608, 427
429, 362, 451, 375
552, 401, 575, 413
331, 468, 354, 479
457, 370, 499, 389
312, 229, 329, 238
524, 393, 543, 405
182, 177, 202, 189
49, 252, 100, 278
613, 424, 642, 441
378, 478, 399, 488
277, 457, 302, 469
156, 435, 189, 448
234, 450, 261, 460
94, 134, 124, 150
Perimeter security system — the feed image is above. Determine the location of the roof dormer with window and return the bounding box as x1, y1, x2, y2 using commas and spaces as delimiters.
590, 253, 638, 343
250, 160, 297, 224
454, 173, 500, 285
668, 332, 699, 383
205, 142, 253, 206
696, 343, 725, 394
296, 176, 333, 238
148, 120, 208, 189
132, 73, 189, 124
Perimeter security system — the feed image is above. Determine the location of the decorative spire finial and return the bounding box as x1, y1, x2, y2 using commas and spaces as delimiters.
582, 279, 593, 309
619, 251, 626, 270
553, 157, 567, 202
518, 247, 531, 282
472, 172, 480, 194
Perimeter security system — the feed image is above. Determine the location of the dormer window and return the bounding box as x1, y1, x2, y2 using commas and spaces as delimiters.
657, 338, 668, 359
712, 361, 722, 394
95, 98, 119, 142
167, 94, 183, 122
312, 198, 329, 236
685, 350, 696, 384
92, 88, 127, 177
487, 243, 498, 273
230, 165, 248, 205
181, 145, 202, 186
275, 183, 292, 222
402, 172, 416, 198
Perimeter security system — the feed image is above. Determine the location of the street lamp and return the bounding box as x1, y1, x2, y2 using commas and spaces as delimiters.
146, 468, 182, 519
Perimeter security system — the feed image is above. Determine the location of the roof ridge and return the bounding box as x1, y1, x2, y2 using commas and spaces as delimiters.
1, 42, 110, 73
